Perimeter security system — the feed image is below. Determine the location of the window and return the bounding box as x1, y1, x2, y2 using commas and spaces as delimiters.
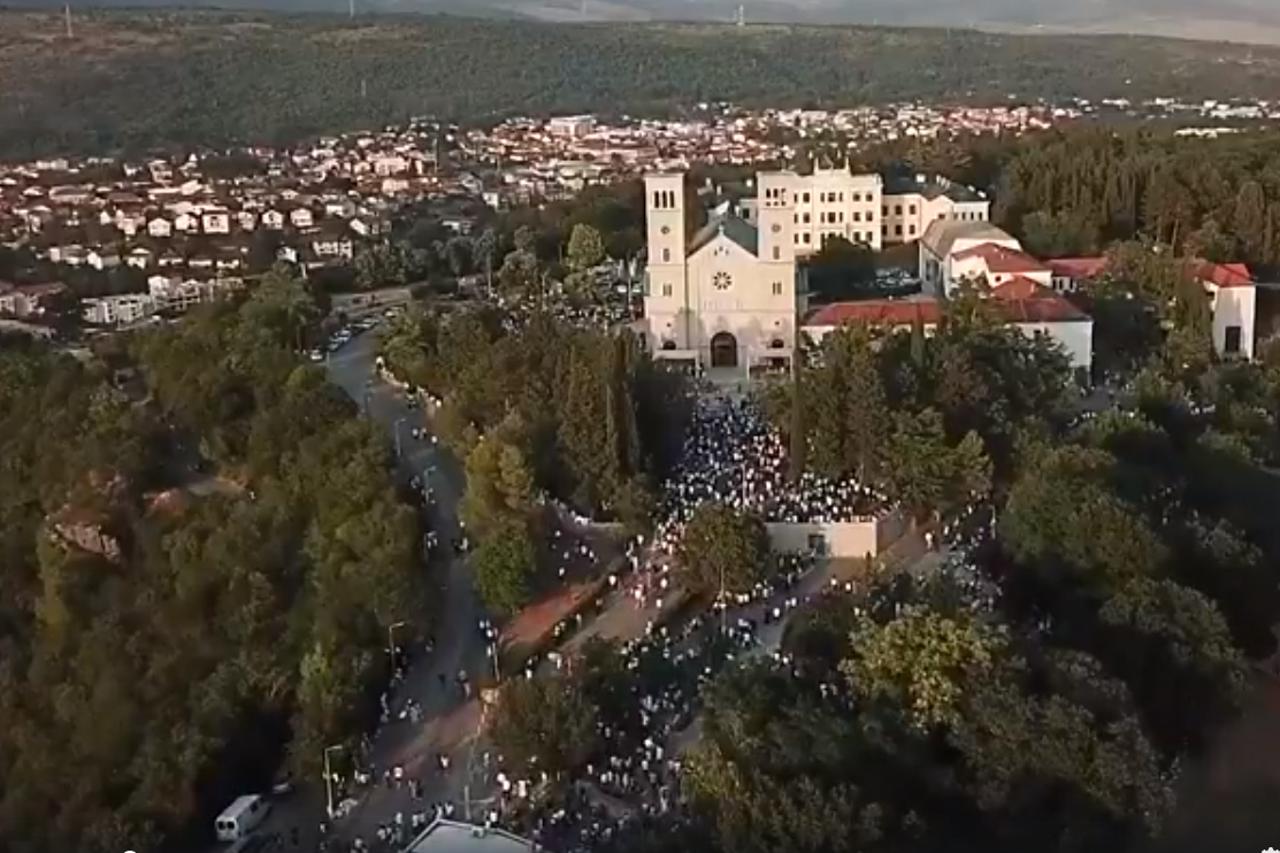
802, 233, 811, 244
852, 192, 861, 202
894, 225, 903, 236
771, 281, 783, 295
802, 192, 810, 203
662, 248, 670, 263
867, 211, 874, 222
853, 211, 862, 222
802, 213, 811, 224
882, 205, 888, 216
909, 204, 917, 215
908, 225, 916, 236
1225, 325, 1243, 355
838, 212, 844, 223
661, 340, 677, 351
772, 246, 781, 260
661, 283, 672, 297
894, 204, 903, 215
837, 193, 844, 202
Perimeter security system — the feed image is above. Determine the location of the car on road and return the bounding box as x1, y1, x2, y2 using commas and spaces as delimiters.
308, 349, 324, 362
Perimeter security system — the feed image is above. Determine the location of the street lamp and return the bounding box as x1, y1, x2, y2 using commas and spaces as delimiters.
387, 620, 408, 668
323, 744, 345, 820
394, 416, 407, 459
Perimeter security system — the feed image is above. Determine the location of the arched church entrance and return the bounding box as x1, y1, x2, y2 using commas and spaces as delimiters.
710, 332, 738, 368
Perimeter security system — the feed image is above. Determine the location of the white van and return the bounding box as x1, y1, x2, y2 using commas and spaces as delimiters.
214, 794, 271, 842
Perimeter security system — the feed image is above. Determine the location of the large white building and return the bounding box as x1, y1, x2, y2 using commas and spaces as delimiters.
641, 172, 800, 376
740, 165, 991, 253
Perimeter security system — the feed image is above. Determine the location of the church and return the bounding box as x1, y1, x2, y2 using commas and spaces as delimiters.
639, 172, 802, 376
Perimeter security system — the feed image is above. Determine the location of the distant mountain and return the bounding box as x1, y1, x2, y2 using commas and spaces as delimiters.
9, 0, 1280, 43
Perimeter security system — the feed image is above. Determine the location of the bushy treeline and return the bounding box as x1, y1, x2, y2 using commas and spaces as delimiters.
0, 269, 422, 852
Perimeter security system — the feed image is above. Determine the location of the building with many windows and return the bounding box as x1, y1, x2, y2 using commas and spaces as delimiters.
740, 165, 991, 253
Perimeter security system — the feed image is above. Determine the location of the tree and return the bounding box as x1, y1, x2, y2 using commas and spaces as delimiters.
807, 325, 887, 482
882, 408, 991, 518
1232, 180, 1267, 260
678, 503, 770, 596
841, 605, 1006, 730
471, 521, 536, 617
460, 432, 535, 538
1000, 446, 1166, 594
566, 222, 606, 271
354, 241, 408, 290
805, 236, 875, 300
1096, 577, 1247, 754
491, 671, 599, 777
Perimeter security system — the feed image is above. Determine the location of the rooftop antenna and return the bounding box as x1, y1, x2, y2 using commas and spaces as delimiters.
64, 3, 73, 39
735, 4, 745, 27
348, 0, 354, 18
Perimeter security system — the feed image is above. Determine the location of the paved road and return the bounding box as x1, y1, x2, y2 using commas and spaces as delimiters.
320, 326, 495, 846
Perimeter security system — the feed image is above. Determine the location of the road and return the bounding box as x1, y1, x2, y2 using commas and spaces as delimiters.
320, 322, 501, 845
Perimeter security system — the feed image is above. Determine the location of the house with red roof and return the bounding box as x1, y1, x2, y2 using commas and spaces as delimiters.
802, 276, 1094, 373
1044, 255, 1257, 359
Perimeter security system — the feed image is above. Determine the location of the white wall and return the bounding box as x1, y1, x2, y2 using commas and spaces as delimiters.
1210, 285, 1256, 359
1016, 320, 1093, 371
768, 511, 906, 559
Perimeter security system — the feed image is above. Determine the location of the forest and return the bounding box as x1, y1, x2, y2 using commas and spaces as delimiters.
378, 300, 688, 616
0, 268, 422, 853
4, 9, 1280, 158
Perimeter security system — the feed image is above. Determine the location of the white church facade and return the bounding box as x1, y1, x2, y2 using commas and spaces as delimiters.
640, 172, 802, 376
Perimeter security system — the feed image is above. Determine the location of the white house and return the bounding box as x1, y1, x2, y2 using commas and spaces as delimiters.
919, 220, 1023, 296
289, 208, 314, 229
174, 212, 197, 233
86, 249, 121, 271
262, 209, 285, 230
201, 208, 231, 235
640, 172, 799, 376
82, 293, 155, 325
1046, 256, 1259, 360
147, 217, 173, 239
237, 210, 258, 231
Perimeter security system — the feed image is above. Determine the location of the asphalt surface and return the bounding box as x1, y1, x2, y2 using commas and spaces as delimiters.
322, 323, 497, 841
209, 322, 494, 853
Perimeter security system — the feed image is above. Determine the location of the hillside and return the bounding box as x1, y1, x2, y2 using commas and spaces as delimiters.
8, 0, 1280, 44
4, 10, 1280, 159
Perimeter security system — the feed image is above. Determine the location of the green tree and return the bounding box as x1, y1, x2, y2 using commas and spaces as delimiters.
471, 521, 536, 617
678, 503, 770, 596
841, 605, 1006, 730
566, 222, 606, 271
491, 671, 599, 777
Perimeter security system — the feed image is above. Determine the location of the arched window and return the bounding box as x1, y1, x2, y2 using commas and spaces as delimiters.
662, 248, 671, 263
661, 339, 677, 351
769, 338, 785, 349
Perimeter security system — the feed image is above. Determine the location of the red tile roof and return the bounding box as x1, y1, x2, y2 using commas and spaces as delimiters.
805, 299, 942, 327
804, 290, 1089, 329
952, 242, 1050, 274
1046, 257, 1108, 280
991, 275, 1045, 300
1194, 260, 1254, 288
1044, 256, 1254, 289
